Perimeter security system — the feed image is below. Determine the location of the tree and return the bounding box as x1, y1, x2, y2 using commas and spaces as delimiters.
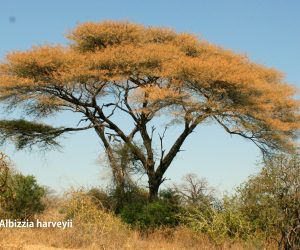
238, 154, 300, 249
173, 173, 216, 207
2, 174, 46, 220
0, 154, 46, 220
0, 152, 10, 198
0, 21, 299, 200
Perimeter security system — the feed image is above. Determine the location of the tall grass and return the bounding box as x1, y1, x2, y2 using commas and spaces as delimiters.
0, 191, 276, 250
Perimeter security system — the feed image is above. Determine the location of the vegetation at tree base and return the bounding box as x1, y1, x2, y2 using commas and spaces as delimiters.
119, 197, 180, 230
0, 152, 300, 249
0, 21, 299, 200
179, 196, 253, 243
82, 154, 300, 249
0, 152, 46, 220
62, 191, 130, 243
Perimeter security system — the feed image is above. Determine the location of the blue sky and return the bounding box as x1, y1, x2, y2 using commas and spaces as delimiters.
1, 0, 299, 194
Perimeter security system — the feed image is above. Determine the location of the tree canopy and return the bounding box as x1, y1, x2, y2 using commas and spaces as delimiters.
0, 21, 299, 199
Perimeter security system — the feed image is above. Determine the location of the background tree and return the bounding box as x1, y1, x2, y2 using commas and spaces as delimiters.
173, 173, 217, 209
0, 152, 10, 199
3, 174, 46, 220
0, 21, 299, 200
0, 153, 46, 220
237, 154, 300, 249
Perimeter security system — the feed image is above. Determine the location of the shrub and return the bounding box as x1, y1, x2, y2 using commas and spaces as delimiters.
1, 173, 46, 220
179, 196, 253, 244
87, 187, 113, 211
60, 190, 131, 248
237, 154, 300, 249
120, 199, 180, 230
86, 185, 149, 213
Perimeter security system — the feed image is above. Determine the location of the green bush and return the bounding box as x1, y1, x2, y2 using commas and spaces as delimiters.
0, 172, 46, 220
119, 199, 180, 230
178, 196, 253, 243
86, 185, 149, 213
237, 154, 300, 249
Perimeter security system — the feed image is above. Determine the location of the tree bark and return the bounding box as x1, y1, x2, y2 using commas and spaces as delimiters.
148, 175, 160, 201
92, 124, 127, 210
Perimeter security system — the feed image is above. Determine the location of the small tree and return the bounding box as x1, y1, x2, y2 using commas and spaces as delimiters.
0, 152, 10, 195
0, 159, 46, 220
238, 154, 300, 249
173, 173, 216, 208
0, 21, 299, 200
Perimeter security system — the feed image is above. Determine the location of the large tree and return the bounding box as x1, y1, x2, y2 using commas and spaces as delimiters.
0, 21, 299, 200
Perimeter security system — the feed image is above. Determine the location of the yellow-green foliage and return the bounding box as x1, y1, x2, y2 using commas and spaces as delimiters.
60, 190, 131, 248
179, 199, 252, 243
237, 154, 300, 249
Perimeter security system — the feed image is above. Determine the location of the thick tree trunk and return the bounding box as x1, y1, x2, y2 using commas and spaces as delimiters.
148, 184, 159, 201
148, 175, 161, 201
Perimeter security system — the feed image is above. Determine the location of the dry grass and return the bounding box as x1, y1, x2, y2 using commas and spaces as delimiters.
0, 226, 266, 250
0, 192, 276, 250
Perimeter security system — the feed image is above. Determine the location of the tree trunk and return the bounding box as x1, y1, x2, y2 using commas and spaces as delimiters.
112, 166, 126, 213
93, 125, 127, 210
148, 175, 160, 201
